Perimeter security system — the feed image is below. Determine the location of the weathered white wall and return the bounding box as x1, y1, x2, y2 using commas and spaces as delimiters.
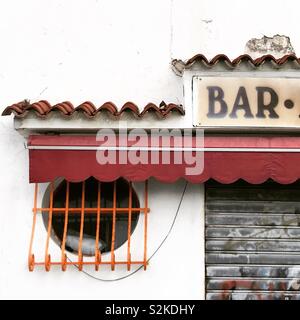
0, 0, 299, 300
1, 179, 204, 300
172, 0, 300, 60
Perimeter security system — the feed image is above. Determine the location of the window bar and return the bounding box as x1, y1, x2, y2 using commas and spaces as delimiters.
28, 183, 38, 271
34, 261, 145, 266
78, 181, 85, 271
95, 181, 101, 271
143, 180, 148, 270
127, 181, 132, 271
110, 181, 117, 270
35, 208, 142, 213
44, 182, 54, 271
60, 181, 70, 271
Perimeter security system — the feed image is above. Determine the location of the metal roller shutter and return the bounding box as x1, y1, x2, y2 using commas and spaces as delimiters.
205, 180, 300, 300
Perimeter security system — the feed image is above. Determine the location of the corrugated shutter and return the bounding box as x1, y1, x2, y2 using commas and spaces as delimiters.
205, 180, 300, 300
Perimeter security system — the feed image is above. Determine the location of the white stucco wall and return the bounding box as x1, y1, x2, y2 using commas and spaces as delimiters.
0, 0, 299, 300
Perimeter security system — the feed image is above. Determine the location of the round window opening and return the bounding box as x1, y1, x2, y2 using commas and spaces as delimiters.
42, 177, 140, 256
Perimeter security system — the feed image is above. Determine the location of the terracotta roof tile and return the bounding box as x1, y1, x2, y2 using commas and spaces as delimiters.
52, 101, 74, 115
172, 53, 300, 74
2, 100, 184, 119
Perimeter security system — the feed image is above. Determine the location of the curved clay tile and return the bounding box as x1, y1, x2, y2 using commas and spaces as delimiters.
185, 54, 209, 67
52, 101, 74, 115
182, 53, 300, 69
26, 100, 52, 117
163, 103, 185, 116
231, 54, 255, 66
210, 54, 234, 66
75, 101, 97, 117
140, 103, 163, 117
1, 101, 28, 117
118, 102, 140, 117
2, 100, 184, 119
140, 102, 185, 117
253, 54, 280, 66
96, 102, 118, 115
276, 54, 299, 65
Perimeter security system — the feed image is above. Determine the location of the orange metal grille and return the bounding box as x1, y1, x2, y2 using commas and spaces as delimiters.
28, 180, 149, 271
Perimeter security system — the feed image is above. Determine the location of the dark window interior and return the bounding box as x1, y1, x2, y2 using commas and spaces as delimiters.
43, 177, 140, 256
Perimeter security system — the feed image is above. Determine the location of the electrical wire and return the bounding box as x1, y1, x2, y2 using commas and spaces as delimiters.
67, 181, 188, 281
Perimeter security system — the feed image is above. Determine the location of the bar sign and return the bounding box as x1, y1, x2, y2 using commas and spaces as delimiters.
193, 76, 300, 129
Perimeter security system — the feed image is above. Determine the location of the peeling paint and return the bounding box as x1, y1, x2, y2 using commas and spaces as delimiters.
171, 59, 186, 76
245, 34, 295, 59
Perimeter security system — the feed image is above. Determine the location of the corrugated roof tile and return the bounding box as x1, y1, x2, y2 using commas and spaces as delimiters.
2, 100, 184, 119
172, 53, 300, 74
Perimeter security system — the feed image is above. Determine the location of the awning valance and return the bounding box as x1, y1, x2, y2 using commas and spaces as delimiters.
28, 135, 300, 184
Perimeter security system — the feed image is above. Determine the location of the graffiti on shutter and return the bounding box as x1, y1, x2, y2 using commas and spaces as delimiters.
205, 180, 300, 300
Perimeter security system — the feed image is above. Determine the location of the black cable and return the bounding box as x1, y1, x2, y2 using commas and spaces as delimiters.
67, 181, 188, 281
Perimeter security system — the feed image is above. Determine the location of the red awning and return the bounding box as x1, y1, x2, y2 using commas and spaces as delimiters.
28, 135, 300, 184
